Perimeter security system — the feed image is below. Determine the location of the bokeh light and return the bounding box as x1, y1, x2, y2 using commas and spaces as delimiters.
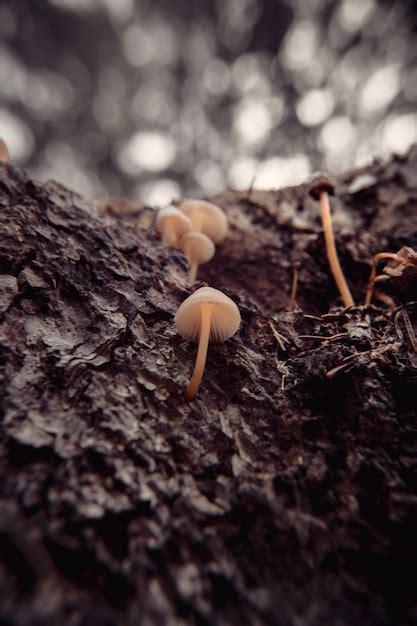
0, 0, 415, 205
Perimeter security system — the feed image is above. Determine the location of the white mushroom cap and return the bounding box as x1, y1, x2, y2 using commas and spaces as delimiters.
179, 200, 228, 244
179, 231, 215, 265
155, 206, 192, 247
175, 287, 241, 343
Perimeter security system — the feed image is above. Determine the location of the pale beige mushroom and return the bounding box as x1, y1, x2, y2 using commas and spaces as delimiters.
175, 287, 241, 399
179, 200, 228, 243
179, 231, 215, 282
155, 207, 192, 247
0, 138, 9, 164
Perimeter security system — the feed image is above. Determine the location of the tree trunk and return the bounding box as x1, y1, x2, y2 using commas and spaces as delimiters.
1, 149, 417, 626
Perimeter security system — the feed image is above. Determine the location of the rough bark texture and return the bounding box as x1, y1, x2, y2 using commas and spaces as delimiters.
1, 149, 417, 626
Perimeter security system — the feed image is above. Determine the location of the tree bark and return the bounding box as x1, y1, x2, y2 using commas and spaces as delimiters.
1, 149, 417, 626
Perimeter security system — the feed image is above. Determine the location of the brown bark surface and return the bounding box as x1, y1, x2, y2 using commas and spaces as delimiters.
1, 149, 417, 626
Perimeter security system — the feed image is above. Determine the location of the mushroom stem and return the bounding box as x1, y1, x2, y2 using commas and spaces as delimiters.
320, 191, 354, 307
182, 238, 199, 282
373, 289, 396, 310
189, 262, 198, 283
162, 221, 177, 246
185, 303, 211, 400
364, 252, 399, 306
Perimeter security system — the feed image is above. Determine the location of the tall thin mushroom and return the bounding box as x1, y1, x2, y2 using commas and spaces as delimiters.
309, 175, 354, 307
175, 287, 241, 400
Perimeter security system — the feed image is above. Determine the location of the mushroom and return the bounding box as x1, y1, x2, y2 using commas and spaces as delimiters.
364, 246, 417, 306
0, 138, 9, 164
175, 287, 241, 399
179, 200, 228, 243
364, 252, 399, 306
308, 175, 354, 307
179, 231, 215, 282
155, 207, 192, 247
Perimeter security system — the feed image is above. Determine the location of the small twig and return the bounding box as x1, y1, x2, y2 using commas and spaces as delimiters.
394, 308, 404, 343
302, 314, 324, 321
325, 361, 354, 379
325, 343, 395, 379
325, 351, 358, 378
321, 311, 351, 319
299, 332, 348, 342
287, 263, 300, 312
401, 306, 417, 352
269, 321, 290, 352
320, 191, 354, 307
364, 252, 399, 306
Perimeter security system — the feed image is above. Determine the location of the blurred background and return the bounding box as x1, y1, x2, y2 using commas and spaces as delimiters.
0, 0, 416, 205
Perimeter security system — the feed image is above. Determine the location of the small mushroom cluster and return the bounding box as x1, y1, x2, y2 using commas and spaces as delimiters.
155, 199, 228, 283
155, 199, 240, 400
